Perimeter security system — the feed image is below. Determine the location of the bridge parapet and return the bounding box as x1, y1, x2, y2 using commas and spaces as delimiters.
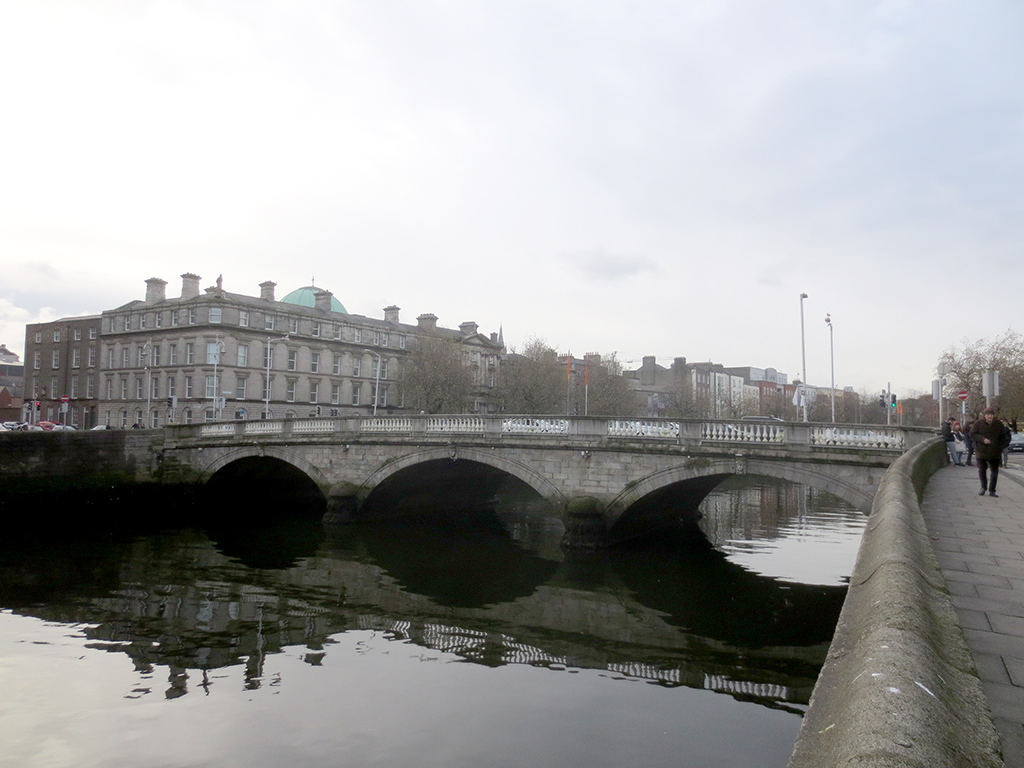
176, 415, 926, 453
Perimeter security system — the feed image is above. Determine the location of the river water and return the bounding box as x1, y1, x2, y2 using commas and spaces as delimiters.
0, 476, 865, 768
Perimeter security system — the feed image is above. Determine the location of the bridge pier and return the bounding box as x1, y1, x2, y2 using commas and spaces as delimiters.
561, 496, 608, 549
323, 481, 360, 524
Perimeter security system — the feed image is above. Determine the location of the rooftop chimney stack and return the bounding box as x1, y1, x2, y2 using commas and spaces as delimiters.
145, 278, 167, 304
417, 313, 438, 332
459, 321, 479, 336
259, 281, 277, 302
180, 273, 201, 299
384, 305, 401, 323
314, 290, 333, 312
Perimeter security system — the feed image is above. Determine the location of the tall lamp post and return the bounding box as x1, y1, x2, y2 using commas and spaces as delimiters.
142, 340, 152, 426
825, 314, 835, 423
211, 334, 225, 420
263, 334, 289, 419
799, 292, 808, 421
364, 349, 382, 417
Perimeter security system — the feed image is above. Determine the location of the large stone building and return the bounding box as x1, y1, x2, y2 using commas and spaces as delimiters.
25, 274, 503, 428
23, 316, 102, 426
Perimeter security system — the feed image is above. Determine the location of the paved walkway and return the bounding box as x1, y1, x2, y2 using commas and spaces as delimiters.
921, 454, 1024, 767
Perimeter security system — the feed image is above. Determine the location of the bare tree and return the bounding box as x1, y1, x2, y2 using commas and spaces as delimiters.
574, 353, 639, 417
940, 330, 1024, 428
495, 337, 565, 414
396, 335, 474, 414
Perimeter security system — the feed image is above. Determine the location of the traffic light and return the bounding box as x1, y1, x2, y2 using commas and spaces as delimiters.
35, 401, 41, 412
890, 394, 897, 408
166, 397, 173, 408
878, 393, 885, 408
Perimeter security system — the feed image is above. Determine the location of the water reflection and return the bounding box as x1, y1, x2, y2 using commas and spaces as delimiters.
0, 477, 864, 768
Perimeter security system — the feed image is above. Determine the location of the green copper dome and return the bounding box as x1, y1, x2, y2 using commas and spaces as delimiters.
279, 286, 348, 314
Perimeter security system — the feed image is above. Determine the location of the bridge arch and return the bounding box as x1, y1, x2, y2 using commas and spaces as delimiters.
605, 457, 875, 532
357, 446, 569, 508
193, 445, 332, 498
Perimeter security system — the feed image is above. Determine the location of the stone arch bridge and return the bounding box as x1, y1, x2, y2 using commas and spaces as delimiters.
157, 415, 933, 547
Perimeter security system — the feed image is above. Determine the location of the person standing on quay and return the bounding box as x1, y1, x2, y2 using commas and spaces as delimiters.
971, 407, 1008, 497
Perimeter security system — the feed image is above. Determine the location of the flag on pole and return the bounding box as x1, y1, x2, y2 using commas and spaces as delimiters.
566, 352, 572, 381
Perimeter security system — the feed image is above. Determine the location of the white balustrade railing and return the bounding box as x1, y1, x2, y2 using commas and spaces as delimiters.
426, 416, 486, 433
362, 418, 414, 433
199, 423, 236, 437
502, 418, 569, 434
701, 421, 786, 443
243, 421, 283, 435
811, 426, 904, 449
292, 419, 335, 434
607, 419, 680, 439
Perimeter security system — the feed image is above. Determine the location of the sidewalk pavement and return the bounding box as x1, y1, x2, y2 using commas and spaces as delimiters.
921, 454, 1024, 766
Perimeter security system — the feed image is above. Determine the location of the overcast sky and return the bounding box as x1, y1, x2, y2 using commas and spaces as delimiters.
1, 1, 1020, 397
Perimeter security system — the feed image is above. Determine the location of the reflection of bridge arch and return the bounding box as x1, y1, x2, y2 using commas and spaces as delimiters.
196, 446, 332, 496
358, 446, 568, 508
606, 457, 874, 530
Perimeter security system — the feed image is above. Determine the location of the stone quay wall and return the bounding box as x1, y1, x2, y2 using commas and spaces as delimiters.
788, 438, 1003, 767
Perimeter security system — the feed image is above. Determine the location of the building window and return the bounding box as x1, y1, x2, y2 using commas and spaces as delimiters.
50, 376, 58, 396
151, 377, 159, 399
35, 331, 42, 343
33, 351, 40, 370
152, 346, 161, 366
309, 381, 319, 403
352, 358, 361, 377
136, 378, 144, 399
265, 315, 275, 331
168, 376, 176, 397
333, 355, 341, 375
136, 346, 146, 367
73, 329, 82, 341
205, 375, 217, 398
331, 384, 341, 405
183, 408, 192, 425
171, 309, 180, 326
288, 317, 298, 334
262, 375, 270, 402
263, 346, 274, 369
89, 327, 97, 339
286, 380, 296, 402
373, 331, 380, 346
239, 310, 249, 327
333, 325, 342, 340
353, 328, 362, 343
236, 377, 247, 400
88, 348, 96, 367
151, 410, 159, 428
71, 375, 79, 398
169, 344, 178, 365
122, 348, 130, 367
207, 342, 221, 364
188, 307, 196, 324
123, 316, 130, 331
139, 314, 147, 329
85, 376, 95, 398
310, 352, 320, 373
237, 344, 248, 367
311, 322, 321, 338
155, 313, 163, 328
381, 332, 389, 347
72, 349, 81, 368
53, 330, 61, 342
376, 385, 388, 408
185, 376, 193, 398
287, 350, 297, 371
52, 350, 60, 368
121, 410, 129, 428
351, 383, 361, 406
105, 378, 113, 400
399, 335, 406, 349
186, 342, 195, 365
209, 307, 222, 324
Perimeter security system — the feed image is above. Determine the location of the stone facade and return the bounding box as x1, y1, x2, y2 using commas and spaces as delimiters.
23, 316, 103, 427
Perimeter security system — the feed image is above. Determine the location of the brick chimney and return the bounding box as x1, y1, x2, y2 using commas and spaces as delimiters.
459, 321, 479, 336
145, 277, 167, 304
259, 281, 276, 302
417, 313, 438, 332
314, 290, 333, 312
383, 305, 401, 323
180, 273, 201, 299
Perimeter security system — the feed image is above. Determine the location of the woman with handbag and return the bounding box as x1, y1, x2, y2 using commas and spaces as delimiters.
950, 422, 966, 466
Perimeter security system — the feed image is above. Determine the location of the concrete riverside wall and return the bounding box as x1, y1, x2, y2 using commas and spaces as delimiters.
788, 438, 1003, 767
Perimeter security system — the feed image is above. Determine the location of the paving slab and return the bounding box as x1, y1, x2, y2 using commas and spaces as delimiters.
921, 456, 1024, 767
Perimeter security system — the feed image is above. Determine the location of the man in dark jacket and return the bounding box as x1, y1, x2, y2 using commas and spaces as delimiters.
971, 408, 1008, 497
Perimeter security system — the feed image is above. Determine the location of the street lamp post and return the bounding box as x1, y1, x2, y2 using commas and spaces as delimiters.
825, 314, 835, 423
263, 335, 289, 419
142, 340, 152, 426
364, 349, 382, 417
211, 334, 225, 420
799, 293, 808, 421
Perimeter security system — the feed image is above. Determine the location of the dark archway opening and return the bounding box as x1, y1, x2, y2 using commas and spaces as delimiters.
203, 456, 327, 569
609, 474, 731, 545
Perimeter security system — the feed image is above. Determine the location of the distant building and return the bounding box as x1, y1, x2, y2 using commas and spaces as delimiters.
0, 344, 25, 422
58, 274, 505, 428
23, 317, 102, 426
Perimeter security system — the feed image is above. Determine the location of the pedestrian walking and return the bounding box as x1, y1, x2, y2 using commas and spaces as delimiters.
950, 423, 966, 466
942, 416, 955, 465
971, 408, 1009, 497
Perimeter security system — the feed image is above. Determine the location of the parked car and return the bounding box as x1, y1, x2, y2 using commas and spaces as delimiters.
51, 424, 77, 431
1010, 433, 1024, 453
91, 424, 114, 430
2, 421, 27, 430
